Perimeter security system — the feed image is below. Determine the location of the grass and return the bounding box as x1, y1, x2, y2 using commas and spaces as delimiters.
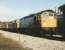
0, 33, 32, 50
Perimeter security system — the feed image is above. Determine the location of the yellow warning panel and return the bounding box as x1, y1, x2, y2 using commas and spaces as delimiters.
41, 17, 57, 27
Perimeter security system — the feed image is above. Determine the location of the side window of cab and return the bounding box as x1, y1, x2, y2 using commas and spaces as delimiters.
49, 13, 53, 16
41, 12, 48, 19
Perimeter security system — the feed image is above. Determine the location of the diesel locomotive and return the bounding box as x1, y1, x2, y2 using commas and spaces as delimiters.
19, 10, 58, 33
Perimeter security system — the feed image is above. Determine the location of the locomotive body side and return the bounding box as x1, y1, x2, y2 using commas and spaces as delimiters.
20, 15, 35, 28
20, 15, 41, 33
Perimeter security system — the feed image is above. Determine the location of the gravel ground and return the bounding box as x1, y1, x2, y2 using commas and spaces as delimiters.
0, 34, 32, 50
0, 30, 65, 50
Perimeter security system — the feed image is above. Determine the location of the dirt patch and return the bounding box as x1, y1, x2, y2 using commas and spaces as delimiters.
0, 33, 32, 50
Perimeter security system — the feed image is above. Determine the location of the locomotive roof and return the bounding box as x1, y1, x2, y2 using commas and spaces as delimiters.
20, 14, 36, 20
36, 10, 55, 15
20, 10, 55, 20
41, 10, 55, 12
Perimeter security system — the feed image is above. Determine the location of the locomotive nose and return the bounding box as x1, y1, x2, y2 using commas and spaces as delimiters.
41, 17, 57, 28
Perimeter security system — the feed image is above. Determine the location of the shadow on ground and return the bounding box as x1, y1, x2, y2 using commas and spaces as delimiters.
0, 33, 33, 50
22, 31, 65, 42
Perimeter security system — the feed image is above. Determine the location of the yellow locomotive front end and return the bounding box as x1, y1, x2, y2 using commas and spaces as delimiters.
40, 11, 58, 31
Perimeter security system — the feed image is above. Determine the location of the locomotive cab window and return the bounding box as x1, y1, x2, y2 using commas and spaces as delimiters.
41, 12, 49, 19
49, 13, 53, 16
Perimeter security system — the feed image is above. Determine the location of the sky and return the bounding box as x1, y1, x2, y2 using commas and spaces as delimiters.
0, 0, 65, 21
